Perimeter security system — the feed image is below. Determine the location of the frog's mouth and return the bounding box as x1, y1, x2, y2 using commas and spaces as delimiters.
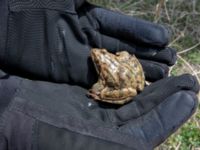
91, 49, 102, 73
92, 57, 101, 74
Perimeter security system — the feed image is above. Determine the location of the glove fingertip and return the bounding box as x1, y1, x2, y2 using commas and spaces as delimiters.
178, 74, 200, 93
166, 47, 177, 66
152, 90, 198, 147
192, 76, 200, 93
140, 60, 169, 82
159, 25, 171, 47
185, 91, 199, 108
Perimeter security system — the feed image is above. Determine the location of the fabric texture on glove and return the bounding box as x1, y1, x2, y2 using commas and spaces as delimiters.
0, 74, 199, 150
1, 0, 176, 87
0, 0, 9, 62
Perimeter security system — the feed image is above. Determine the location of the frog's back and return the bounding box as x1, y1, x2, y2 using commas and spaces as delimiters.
128, 54, 145, 91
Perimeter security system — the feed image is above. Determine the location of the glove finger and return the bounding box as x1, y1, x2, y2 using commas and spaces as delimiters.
115, 74, 199, 122
139, 59, 169, 82
87, 3, 170, 47
119, 91, 198, 148
89, 30, 176, 66
87, 29, 170, 81
135, 47, 177, 66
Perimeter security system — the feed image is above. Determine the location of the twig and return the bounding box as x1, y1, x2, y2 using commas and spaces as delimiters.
169, 31, 185, 47
193, 71, 200, 76
127, 11, 148, 16
178, 42, 200, 54
192, 0, 197, 13
171, 0, 177, 19
154, 0, 165, 22
164, 0, 171, 21
195, 119, 200, 128
175, 142, 181, 150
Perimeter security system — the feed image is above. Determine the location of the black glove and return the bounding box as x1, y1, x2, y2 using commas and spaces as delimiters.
0, 73, 199, 150
0, 0, 176, 88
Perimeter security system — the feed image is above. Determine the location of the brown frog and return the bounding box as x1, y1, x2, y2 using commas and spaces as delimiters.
88, 48, 145, 104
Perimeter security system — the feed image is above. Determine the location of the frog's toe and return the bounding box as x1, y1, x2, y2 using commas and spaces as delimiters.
87, 90, 100, 100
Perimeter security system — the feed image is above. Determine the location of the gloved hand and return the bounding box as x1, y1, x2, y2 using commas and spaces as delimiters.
0, 1, 198, 150
0, 0, 176, 88
0, 73, 199, 150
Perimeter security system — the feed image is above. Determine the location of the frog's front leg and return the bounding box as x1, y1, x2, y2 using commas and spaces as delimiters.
100, 87, 137, 104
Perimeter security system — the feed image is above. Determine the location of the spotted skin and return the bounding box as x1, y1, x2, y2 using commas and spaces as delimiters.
88, 48, 145, 104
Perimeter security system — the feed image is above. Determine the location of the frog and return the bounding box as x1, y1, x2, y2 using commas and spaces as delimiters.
88, 48, 145, 104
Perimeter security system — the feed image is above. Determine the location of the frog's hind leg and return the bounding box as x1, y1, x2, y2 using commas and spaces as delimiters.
88, 80, 104, 100
100, 87, 137, 104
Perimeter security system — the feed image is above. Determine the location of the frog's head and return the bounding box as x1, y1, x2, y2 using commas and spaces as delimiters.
91, 48, 116, 73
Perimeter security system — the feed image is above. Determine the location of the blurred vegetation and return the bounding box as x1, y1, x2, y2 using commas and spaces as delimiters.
89, 0, 200, 149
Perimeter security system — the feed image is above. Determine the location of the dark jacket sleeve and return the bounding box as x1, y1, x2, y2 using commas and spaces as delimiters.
0, 0, 9, 62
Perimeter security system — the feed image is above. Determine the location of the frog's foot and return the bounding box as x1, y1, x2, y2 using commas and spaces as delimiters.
99, 88, 137, 104
99, 98, 132, 105
87, 89, 101, 100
